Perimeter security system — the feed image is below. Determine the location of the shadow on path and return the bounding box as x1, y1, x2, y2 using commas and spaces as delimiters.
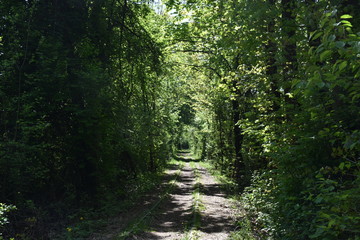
128, 163, 195, 240
173, 151, 201, 162
127, 158, 235, 240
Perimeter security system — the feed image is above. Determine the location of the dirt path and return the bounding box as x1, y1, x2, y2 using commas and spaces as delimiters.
89, 154, 235, 240
132, 162, 196, 239
130, 154, 235, 240
195, 166, 234, 239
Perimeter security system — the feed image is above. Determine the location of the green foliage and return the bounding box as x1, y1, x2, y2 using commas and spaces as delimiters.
229, 218, 257, 240
240, 171, 278, 239
162, 0, 360, 239
1, 0, 359, 238
0, 0, 179, 238
57, 170, 165, 239
0, 203, 16, 233
305, 162, 360, 239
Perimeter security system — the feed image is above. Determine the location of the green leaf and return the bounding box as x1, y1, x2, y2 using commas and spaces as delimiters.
335, 41, 345, 49
315, 196, 323, 204
339, 162, 345, 170
320, 50, 332, 62
328, 34, 336, 42
328, 219, 336, 227
310, 227, 325, 238
341, 20, 353, 27
338, 61, 347, 72
340, 14, 353, 19
311, 32, 323, 41
307, 71, 323, 89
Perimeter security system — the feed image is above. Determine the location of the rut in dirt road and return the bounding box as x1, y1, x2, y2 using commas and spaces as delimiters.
130, 154, 235, 240
131, 161, 195, 239
195, 166, 234, 240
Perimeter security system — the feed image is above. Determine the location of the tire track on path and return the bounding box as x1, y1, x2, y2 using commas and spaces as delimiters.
130, 161, 195, 240
195, 164, 235, 240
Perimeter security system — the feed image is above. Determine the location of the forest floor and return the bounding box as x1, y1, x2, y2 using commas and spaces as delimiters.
88, 153, 237, 240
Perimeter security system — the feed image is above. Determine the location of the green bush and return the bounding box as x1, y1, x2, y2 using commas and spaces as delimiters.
240, 170, 278, 239
0, 203, 16, 235
305, 162, 360, 239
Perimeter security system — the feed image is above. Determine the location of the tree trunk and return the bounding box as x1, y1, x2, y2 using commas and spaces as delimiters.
266, 0, 280, 113
281, 0, 297, 79
232, 98, 245, 185
281, 0, 298, 117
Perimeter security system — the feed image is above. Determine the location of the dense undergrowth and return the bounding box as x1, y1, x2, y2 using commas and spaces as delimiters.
202, 157, 360, 240
57, 158, 184, 240
58, 172, 166, 239
1, 169, 166, 240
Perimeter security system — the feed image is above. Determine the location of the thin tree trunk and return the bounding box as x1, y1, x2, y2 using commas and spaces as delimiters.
266, 0, 280, 113
232, 98, 244, 185
281, 0, 298, 117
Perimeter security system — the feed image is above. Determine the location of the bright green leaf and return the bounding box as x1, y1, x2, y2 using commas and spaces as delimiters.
340, 14, 353, 19
341, 20, 353, 27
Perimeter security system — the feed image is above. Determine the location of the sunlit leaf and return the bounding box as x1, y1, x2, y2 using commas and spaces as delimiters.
340, 14, 353, 19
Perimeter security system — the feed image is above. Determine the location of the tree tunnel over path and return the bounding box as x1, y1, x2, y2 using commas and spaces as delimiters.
1, 0, 360, 239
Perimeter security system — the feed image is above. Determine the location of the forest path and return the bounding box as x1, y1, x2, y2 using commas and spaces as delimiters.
89, 152, 235, 240
130, 152, 235, 240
